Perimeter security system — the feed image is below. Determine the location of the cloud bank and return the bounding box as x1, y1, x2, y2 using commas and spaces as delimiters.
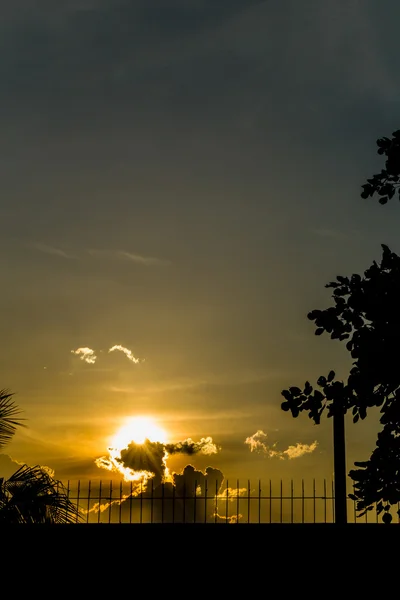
86, 463, 244, 523
95, 435, 219, 489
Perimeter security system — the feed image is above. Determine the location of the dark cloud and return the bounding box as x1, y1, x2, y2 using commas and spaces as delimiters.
84, 463, 240, 523
165, 437, 218, 456
0, 453, 25, 480
95, 436, 219, 488
119, 440, 166, 484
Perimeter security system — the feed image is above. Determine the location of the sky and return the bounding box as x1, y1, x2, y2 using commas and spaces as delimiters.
1, 0, 400, 496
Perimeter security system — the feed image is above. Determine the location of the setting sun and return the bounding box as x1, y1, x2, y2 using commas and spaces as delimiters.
111, 417, 168, 449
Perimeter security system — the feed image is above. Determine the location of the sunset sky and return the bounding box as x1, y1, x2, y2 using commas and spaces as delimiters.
1, 0, 400, 491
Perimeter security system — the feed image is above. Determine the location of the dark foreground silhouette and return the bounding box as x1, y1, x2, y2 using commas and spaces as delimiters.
282, 130, 400, 522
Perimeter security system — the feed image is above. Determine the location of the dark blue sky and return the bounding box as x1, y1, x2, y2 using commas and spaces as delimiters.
1, 0, 400, 484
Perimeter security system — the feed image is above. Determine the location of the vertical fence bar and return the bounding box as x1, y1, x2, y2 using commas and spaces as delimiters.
119, 480, 123, 524
140, 480, 143, 524
324, 479, 327, 524
225, 480, 229, 524
236, 480, 240, 524
162, 483, 165, 524
150, 479, 154, 524
183, 481, 186, 524
214, 480, 218, 524
108, 481, 112, 524
204, 479, 208, 524
280, 480, 283, 524
313, 478, 316, 523
247, 480, 251, 524
258, 480, 261, 524
269, 480, 272, 523
98, 481, 102, 524
172, 484, 175, 524
86, 480, 91, 524
291, 479, 294, 524
194, 481, 197, 524
74, 481, 79, 523
301, 479, 305, 524
333, 409, 347, 524
129, 481, 133, 524
353, 484, 356, 524
332, 480, 335, 524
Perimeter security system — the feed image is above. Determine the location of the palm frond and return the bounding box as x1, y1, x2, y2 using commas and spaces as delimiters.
0, 389, 25, 450
0, 464, 82, 524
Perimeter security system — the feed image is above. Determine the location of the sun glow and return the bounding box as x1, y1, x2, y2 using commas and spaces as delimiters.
111, 416, 168, 449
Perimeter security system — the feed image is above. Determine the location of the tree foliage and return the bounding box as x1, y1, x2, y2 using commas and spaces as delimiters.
361, 129, 400, 205
0, 388, 25, 450
281, 131, 400, 521
0, 389, 81, 524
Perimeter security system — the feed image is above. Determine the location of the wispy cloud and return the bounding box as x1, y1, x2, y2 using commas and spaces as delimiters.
108, 345, 141, 364
88, 249, 170, 266
216, 487, 248, 500
283, 441, 318, 459
244, 430, 282, 458
245, 430, 318, 460
31, 243, 76, 259
71, 347, 97, 364
81, 495, 130, 515
116, 251, 171, 266
214, 512, 242, 524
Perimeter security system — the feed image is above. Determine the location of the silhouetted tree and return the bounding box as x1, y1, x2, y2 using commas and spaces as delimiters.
361, 129, 400, 205
0, 389, 81, 524
281, 131, 400, 523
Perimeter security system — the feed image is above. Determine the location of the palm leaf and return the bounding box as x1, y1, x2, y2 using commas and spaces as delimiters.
0, 389, 25, 450
0, 465, 82, 524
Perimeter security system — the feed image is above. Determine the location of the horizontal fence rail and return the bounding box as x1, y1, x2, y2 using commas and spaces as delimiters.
61, 479, 400, 524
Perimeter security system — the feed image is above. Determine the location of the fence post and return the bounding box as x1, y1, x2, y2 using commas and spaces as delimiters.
333, 408, 347, 524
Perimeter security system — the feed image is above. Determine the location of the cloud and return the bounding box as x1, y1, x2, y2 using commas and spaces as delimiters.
244, 430, 282, 458
89, 457, 247, 523
88, 249, 170, 266
216, 486, 248, 500
0, 454, 26, 479
214, 512, 242, 524
81, 495, 130, 515
116, 251, 171, 266
86, 464, 237, 522
0, 453, 55, 480
71, 347, 97, 364
165, 437, 218, 456
95, 435, 220, 489
245, 430, 318, 460
108, 345, 141, 364
283, 441, 318, 459
31, 243, 76, 259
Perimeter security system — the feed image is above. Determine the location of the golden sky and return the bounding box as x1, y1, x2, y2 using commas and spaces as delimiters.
1, 0, 398, 495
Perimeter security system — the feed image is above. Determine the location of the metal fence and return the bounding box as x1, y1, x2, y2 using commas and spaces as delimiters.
62, 478, 398, 524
